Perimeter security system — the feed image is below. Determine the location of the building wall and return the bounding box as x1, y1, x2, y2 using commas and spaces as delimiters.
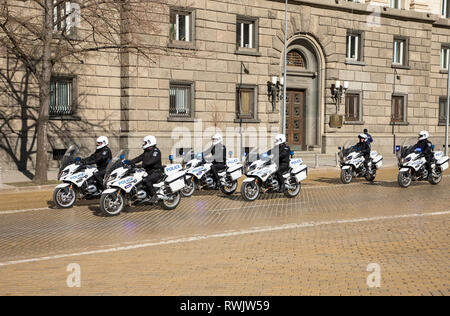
1, 0, 450, 172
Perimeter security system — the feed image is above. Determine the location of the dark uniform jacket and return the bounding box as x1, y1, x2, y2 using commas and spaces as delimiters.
267, 143, 291, 166
355, 142, 371, 157
203, 144, 227, 164
414, 140, 434, 159
82, 147, 112, 171
131, 147, 163, 174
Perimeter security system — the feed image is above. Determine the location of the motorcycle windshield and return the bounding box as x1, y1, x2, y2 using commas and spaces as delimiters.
104, 149, 129, 180
341, 141, 357, 157
397, 138, 418, 159
59, 145, 79, 173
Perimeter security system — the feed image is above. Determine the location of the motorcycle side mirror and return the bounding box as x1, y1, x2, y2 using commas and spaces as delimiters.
432, 145, 435, 150
229, 151, 233, 157
120, 154, 125, 160
290, 151, 294, 158
169, 155, 174, 163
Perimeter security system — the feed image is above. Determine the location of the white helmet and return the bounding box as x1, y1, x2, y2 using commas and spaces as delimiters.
418, 131, 429, 141
143, 135, 157, 150
212, 134, 223, 146
358, 133, 368, 142
274, 134, 287, 146
96, 136, 109, 150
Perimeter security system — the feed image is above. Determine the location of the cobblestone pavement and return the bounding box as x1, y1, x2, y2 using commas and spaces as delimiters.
0, 169, 448, 296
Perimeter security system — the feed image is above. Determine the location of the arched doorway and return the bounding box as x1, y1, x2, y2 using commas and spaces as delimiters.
284, 36, 323, 151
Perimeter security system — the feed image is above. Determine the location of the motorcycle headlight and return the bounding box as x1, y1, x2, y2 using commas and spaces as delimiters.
108, 173, 117, 182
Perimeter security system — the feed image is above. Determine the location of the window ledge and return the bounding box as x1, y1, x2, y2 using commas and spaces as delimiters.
50, 115, 81, 121
390, 121, 409, 126
167, 117, 196, 122
234, 118, 260, 124
440, 69, 449, 74
392, 64, 411, 70
345, 59, 366, 66
235, 49, 261, 57
167, 41, 197, 51
344, 120, 365, 125
438, 121, 449, 126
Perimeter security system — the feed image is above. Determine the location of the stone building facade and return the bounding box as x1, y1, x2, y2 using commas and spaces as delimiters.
1, 0, 450, 171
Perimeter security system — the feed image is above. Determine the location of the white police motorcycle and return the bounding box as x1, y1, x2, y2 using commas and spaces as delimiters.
53, 145, 104, 208
338, 141, 383, 184
100, 154, 186, 216
181, 153, 243, 197
240, 152, 307, 201
396, 138, 449, 188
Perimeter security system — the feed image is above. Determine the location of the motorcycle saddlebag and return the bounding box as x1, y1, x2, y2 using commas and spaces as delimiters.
437, 156, 449, 171
227, 164, 243, 181
166, 171, 186, 192
291, 164, 308, 182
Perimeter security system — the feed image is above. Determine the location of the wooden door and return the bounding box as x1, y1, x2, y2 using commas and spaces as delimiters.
285, 90, 305, 150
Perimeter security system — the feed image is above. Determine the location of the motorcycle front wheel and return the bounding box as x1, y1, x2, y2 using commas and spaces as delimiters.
398, 171, 412, 188
340, 169, 353, 184
160, 192, 181, 210
241, 181, 260, 201
53, 186, 76, 209
100, 192, 125, 216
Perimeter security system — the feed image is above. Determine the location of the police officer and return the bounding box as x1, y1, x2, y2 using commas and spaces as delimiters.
130, 135, 163, 202
414, 131, 434, 176
81, 136, 112, 190
364, 129, 373, 146
203, 134, 227, 189
355, 134, 371, 174
266, 134, 291, 192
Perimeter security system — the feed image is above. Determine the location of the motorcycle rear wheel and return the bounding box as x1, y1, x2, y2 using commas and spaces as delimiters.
181, 178, 195, 197
220, 180, 238, 195
428, 169, 442, 185
284, 178, 301, 198
160, 192, 181, 210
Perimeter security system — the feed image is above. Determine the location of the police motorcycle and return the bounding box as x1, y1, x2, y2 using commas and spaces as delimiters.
396, 138, 449, 188
100, 153, 186, 216
53, 145, 107, 208
240, 151, 308, 201
180, 152, 243, 197
338, 141, 383, 184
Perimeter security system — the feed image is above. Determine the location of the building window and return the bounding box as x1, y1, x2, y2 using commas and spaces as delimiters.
439, 97, 448, 124
389, 0, 401, 9
236, 85, 257, 120
345, 93, 362, 122
443, 0, 450, 18
346, 31, 363, 62
169, 82, 194, 119
441, 46, 449, 71
50, 77, 75, 116
169, 8, 195, 47
393, 37, 408, 66
391, 94, 407, 123
287, 50, 306, 68
236, 17, 258, 53
53, 1, 79, 34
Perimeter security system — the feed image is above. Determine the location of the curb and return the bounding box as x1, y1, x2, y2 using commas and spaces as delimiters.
0, 184, 56, 193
